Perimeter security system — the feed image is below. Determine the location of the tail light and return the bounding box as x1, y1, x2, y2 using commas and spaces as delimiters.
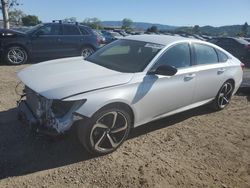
244, 44, 250, 50
96, 36, 101, 45
240, 63, 245, 70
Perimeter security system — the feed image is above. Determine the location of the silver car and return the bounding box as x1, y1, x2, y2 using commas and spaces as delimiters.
17, 35, 243, 155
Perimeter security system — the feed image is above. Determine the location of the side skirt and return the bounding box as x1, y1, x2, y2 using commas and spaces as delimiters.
134, 98, 214, 128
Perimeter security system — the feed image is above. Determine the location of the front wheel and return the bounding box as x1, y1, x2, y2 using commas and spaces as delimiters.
5, 46, 28, 65
81, 47, 94, 59
211, 81, 234, 110
77, 107, 132, 155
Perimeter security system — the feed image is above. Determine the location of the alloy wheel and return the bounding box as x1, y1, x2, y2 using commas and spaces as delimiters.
81, 48, 94, 58
217, 82, 233, 109
7, 47, 27, 65
90, 111, 129, 153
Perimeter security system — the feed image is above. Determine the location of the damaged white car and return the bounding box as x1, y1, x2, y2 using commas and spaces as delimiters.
17, 35, 243, 154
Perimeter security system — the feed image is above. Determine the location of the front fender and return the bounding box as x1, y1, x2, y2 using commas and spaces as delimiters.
65, 83, 140, 124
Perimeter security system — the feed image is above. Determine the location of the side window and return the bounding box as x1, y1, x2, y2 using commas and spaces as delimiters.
79, 27, 90, 35
194, 43, 218, 65
216, 49, 228, 62
63, 25, 81, 35
36, 24, 60, 35
154, 43, 191, 69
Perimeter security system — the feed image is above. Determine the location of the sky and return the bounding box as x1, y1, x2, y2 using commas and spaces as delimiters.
15, 0, 250, 27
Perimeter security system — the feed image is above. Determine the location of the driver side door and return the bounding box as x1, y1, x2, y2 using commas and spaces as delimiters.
30, 24, 63, 58
136, 43, 197, 123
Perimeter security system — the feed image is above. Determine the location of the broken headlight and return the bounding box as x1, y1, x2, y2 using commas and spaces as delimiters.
51, 99, 86, 118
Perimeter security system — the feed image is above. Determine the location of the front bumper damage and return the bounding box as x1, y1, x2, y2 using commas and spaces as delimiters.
18, 100, 60, 136
17, 86, 82, 135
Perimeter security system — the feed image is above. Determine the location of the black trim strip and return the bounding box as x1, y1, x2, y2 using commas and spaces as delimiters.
23, 100, 39, 120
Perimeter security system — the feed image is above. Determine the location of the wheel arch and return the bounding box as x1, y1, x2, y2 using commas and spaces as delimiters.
4, 43, 30, 55
80, 44, 96, 51
224, 78, 235, 92
226, 78, 235, 87
95, 102, 135, 128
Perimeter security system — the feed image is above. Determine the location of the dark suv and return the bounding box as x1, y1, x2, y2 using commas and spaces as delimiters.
0, 22, 100, 65
209, 37, 250, 67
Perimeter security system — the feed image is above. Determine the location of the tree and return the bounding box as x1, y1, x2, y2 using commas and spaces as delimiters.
192, 25, 200, 34
0, 0, 20, 29
122, 18, 133, 30
63, 17, 77, 23
82, 17, 102, 29
241, 22, 248, 37
22, 15, 40, 26
9, 9, 25, 26
147, 26, 158, 33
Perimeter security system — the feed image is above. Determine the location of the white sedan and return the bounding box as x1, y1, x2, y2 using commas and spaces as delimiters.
17, 35, 243, 155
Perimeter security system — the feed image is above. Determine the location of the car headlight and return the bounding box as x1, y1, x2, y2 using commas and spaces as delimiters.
51, 99, 86, 118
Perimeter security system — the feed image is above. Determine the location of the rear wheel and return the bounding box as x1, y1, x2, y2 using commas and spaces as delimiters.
5, 46, 28, 65
81, 47, 94, 59
211, 81, 234, 110
77, 107, 132, 155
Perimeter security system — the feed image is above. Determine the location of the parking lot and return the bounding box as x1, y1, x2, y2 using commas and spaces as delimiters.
0, 64, 249, 187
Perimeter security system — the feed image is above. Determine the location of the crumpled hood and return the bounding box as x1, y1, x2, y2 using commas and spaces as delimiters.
17, 57, 134, 99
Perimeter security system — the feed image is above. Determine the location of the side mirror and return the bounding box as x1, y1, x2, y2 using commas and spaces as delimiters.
34, 30, 44, 37
148, 64, 177, 76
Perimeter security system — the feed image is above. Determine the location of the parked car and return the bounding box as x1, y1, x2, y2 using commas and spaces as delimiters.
0, 22, 100, 65
101, 30, 123, 43
209, 37, 250, 66
93, 29, 106, 44
17, 35, 243, 155
113, 29, 129, 37
245, 38, 250, 43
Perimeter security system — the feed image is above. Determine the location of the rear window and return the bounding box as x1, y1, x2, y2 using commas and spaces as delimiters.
216, 49, 228, 62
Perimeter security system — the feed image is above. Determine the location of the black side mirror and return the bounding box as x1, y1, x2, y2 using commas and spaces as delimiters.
148, 64, 177, 76
34, 30, 44, 37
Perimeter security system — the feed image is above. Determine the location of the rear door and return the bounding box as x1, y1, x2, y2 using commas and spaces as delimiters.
191, 43, 228, 103
60, 24, 83, 56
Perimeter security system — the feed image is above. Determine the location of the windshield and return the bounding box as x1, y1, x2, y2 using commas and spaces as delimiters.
86, 39, 164, 73
25, 24, 43, 34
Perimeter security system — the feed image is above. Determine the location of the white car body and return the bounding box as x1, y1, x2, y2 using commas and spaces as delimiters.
17, 35, 243, 134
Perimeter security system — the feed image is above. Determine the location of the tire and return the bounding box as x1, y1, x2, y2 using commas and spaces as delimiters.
77, 107, 132, 155
81, 46, 94, 59
210, 81, 234, 111
5, 46, 28, 65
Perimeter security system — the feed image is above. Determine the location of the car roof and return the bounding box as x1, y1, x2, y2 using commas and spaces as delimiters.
44, 22, 90, 28
124, 34, 194, 46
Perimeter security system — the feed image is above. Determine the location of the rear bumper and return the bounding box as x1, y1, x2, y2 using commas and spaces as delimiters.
18, 100, 60, 136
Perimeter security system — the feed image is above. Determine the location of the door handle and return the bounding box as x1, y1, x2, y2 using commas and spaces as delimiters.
184, 73, 196, 81
217, 68, 226, 75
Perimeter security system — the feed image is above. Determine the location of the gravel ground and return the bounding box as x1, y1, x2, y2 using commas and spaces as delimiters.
0, 65, 250, 188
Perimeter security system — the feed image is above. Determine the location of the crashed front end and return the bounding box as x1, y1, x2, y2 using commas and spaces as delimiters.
18, 86, 84, 135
